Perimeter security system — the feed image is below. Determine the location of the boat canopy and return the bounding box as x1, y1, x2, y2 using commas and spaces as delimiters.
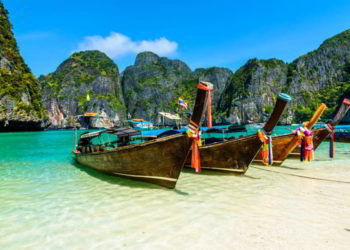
203, 128, 225, 134
159, 112, 181, 120
76, 113, 106, 118
127, 120, 152, 124
80, 127, 140, 139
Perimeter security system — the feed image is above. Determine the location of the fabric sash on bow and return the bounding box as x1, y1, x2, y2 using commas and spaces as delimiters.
188, 120, 201, 173
293, 127, 314, 162
257, 130, 272, 166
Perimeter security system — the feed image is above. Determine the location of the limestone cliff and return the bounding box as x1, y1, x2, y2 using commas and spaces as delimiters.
0, 2, 46, 131
121, 52, 193, 123
218, 30, 350, 124
39, 50, 125, 128
217, 59, 291, 124
192, 67, 233, 122
38, 29, 350, 127
285, 30, 350, 122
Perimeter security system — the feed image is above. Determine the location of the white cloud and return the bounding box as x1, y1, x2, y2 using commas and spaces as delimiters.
75, 32, 178, 59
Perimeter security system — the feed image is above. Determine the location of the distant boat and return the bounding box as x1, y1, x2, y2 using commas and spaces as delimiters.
158, 111, 182, 128
72, 81, 211, 188
247, 123, 264, 129
184, 93, 291, 174
127, 119, 154, 129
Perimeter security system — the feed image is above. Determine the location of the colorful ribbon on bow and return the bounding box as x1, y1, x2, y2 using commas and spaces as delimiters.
257, 130, 273, 166
304, 129, 314, 161
188, 120, 201, 173
293, 127, 314, 162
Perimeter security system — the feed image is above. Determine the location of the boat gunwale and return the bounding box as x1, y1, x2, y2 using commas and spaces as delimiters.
74, 133, 187, 157
200, 134, 260, 149
261, 127, 327, 141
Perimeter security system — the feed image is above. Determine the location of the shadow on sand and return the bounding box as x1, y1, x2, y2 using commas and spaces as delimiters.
277, 165, 305, 170
71, 160, 190, 195
182, 167, 261, 179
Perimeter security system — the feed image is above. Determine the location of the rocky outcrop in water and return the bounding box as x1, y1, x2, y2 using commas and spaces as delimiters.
0, 2, 47, 131
39, 50, 125, 128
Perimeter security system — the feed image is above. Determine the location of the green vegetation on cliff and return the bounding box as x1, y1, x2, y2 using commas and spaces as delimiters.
321, 29, 350, 49
288, 30, 350, 122
166, 78, 198, 112
217, 30, 350, 124
294, 60, 350, 122
39, 50, 124, 116
0, 2, 46, 120
218, 58, 287, 121
122, 52, 193, 120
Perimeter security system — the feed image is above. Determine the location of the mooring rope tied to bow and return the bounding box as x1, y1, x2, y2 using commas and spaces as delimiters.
251, 166, 350, 184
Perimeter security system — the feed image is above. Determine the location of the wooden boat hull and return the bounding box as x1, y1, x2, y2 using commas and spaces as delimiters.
74, 134, 191, 188
288, 128, 329, 159
185, 135, 263, 174
253, 133, 297, 166
184, 92, 292, 173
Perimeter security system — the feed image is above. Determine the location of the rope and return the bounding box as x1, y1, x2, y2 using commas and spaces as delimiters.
251, 166, 350, 184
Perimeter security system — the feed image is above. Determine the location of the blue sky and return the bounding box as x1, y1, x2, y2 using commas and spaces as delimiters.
3, 0, 350, 77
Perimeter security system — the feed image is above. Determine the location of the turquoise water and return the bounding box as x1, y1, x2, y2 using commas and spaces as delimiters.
1, 128, 350, 249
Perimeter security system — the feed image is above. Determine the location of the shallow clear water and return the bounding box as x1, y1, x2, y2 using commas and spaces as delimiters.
1, 129, 350, 249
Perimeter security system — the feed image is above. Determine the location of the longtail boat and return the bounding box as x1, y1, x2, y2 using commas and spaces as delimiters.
184, 93, 292, 174
253, 103, 327, 166
288, 99, 350, 159
72, 81, 212, 188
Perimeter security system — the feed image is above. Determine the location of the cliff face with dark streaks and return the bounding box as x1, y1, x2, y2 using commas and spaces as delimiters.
4, 5, 350, 132
39, 51, 125, 128
0, 2, 47, 131
218, 30, 350, 124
